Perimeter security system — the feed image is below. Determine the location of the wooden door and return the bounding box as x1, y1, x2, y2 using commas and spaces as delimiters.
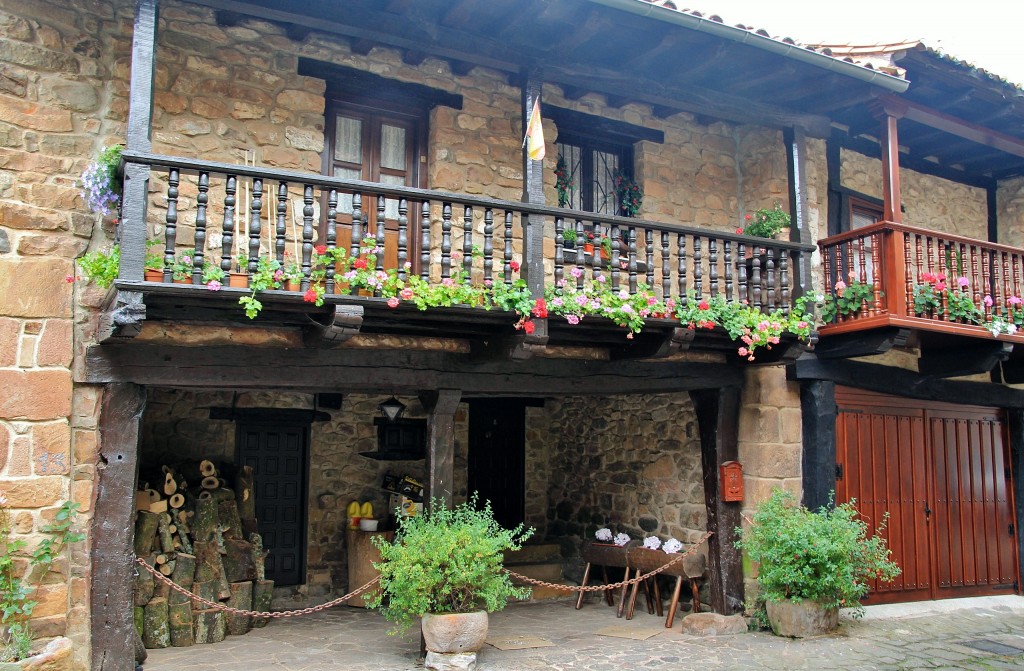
835, 388, 1018, 603
468, 399, 526, 530
237, 422, 309, 587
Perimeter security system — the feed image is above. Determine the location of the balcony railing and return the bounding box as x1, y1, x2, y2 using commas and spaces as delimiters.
117, 151, 811, 334
818, 221, 1024, 340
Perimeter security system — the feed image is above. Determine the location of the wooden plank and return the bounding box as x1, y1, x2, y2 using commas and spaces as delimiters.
917, 342, 1013, 378
421, 389, 461, 510
521, 72, 548, 348
785, 126, 812, 296
91, 383, 146, 671
800, 380, 836, 511
689, 386, 743, 614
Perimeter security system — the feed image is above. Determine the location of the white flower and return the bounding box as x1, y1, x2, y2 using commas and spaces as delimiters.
1009, 324, 1018, 335
663, 538, 683, 554
613, 533, 631, 547
595, 528, 612, 542
642, 536, 661, 550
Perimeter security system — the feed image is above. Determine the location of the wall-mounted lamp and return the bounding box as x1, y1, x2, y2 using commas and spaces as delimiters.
378, 396, 407, 423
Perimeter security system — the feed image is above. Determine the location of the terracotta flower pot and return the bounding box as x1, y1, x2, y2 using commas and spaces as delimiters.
173, 277, 193, 285
284, 280, 301, 292
144, 269, 163, 282
421, 611, 488, 654
765, 599, 838, 637
229, 272, 248, 288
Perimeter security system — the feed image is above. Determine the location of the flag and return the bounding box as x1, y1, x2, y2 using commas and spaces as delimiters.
524, 98, 546, 161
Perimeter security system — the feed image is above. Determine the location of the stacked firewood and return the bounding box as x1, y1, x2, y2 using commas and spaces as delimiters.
133, 460, 274, 648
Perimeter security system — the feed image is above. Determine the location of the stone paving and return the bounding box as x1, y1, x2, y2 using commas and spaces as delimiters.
143, 595, 1024, 670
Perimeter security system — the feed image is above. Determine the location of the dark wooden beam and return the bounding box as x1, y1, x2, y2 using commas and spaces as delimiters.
420, 389, 461, 510
83, 343, 745, 394
879, 109, 904, 223
401, 50, 428, 66
918, 342, 1013, 378
785, 126, 811, 296
350, 38, 375, 56
97, 290, 147, 342
611, 327, 694, 360
791, 356, 1024, 408
690, 386, 744, 615
989, 185, 999, 244
813, 327, 910, 359
801, 380, 837, 511
521, 72, 549, 348
91, 383, 146, 671
544, 105, 665, 144
302, 304, 363, 347
439, 0, 476, 27
560, 84, 589, 102
826, 135, 842, 237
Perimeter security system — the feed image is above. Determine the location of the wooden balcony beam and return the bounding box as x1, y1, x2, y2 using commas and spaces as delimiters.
97, 290, 147, 343
813, 327, 911, 359
919, 342, 1013, 378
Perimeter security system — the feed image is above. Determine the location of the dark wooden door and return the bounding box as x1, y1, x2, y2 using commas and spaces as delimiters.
836, 388, 1018, 603
237, 422, 309, 587
468, 399, 526, 530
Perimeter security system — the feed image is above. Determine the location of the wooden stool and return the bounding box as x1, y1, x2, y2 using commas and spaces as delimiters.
576, 540, 636, 617
625, 545, 707, 627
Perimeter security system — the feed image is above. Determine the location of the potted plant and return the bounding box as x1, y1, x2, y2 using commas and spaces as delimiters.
171, 251, 196, 284
80, 144, 122, 216
741, 203, 790, 239
613, 169, 642, 218
238, 255, 283, 318
144, 242, 164, 282
554, 155, 575, 208
77, 245, 120, 289
367, 497, 533, 668
735, 489, 900, 637
561, 226, 577, 250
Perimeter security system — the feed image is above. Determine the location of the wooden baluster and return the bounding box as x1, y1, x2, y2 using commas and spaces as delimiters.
325, 189, 337, 295
902, 232, 912, 316
592, 224, 604, 285
441, 202, 452, 280
248, 178, 262, 275
724, 239, 733, 302
1015, 252, 1023, 301
913, 233, 924, 315
856, 238, 867, 316
163, 168, 178, 282
610, 224, 620, 292
350, 193, 362, 261
376, 196, 387, 278
503, 211, 513, 285
221, 175, 236, 275
678, 234, 688, 298
662, 232, 671, 301
398, 198, 408, 282
970, 244, 981, 310
421, 201, 431, 281
192, 171, 208, 285
483, 208, 493, 287
822, 242, 832, 296
737, 240, 747, 306
554, 216, 564, 289
779, 250, 790, 316
645, 229, 654, 289
708, 237, 718, 297
276, 182, 287, 263
766, 247, 776, 310
870, 232, 880, 316
999, 251, 1010, 312
628, 226, 638, 295
693, 236, 703, 300
300, 185, 313, 290
463, 205, 473, 281
749, 242, 760, 311
575, 219, 585, 291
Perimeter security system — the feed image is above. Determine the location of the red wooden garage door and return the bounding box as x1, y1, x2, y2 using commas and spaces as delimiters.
835, 388, 1018, 603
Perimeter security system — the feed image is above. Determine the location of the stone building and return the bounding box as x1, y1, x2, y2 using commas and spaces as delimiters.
0, 1, 1022, 669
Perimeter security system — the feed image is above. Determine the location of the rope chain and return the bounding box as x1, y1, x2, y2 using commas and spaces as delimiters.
135, 531, 712, 617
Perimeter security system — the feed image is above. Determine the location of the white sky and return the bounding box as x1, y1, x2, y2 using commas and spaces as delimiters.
697, 1, 1024, 86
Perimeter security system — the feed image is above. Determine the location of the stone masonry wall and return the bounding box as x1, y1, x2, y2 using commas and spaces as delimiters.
998, 176, 1024, 248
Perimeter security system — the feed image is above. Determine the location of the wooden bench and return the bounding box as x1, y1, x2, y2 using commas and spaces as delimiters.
624, 545, 707, 627
576, 540, 637, 617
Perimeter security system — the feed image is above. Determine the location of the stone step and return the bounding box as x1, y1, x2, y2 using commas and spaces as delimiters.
503, 543, 562, 565
507, 562, 564, 583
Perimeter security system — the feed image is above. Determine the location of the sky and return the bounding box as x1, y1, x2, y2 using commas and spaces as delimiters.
697, 0, 1024, 86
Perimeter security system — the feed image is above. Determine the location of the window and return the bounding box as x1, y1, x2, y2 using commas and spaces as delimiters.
556, 135, 633, 215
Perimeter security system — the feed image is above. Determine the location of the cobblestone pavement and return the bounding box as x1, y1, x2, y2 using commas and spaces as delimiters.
144, 595, 1024, 670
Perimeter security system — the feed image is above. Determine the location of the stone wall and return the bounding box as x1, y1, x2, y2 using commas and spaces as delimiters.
998, 176, 1024, 248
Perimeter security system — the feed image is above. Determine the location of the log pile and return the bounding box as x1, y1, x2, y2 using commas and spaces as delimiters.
133, 461, 274, 648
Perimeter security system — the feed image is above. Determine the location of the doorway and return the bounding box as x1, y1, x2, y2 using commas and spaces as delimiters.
468, 399, 526, 530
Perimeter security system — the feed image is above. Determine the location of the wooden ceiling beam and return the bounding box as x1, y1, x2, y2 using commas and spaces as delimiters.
439, 0, 477, 27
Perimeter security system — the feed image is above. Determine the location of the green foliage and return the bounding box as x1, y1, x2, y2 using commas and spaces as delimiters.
560, 227, 577, 244
0, 501, 83, 662
554, 155, 574, 208
239, 255, 282, 319
945, 288, 983, 324
77, 245, 120, 289
613, 169, 642, 217
367, 497, 533, 633
913, 282, 942, 317
673, 292, 813, 360
735, 490, 900, 619
742, 204, 790, 239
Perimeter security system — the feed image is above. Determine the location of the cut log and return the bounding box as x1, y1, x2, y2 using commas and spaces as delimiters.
149, 553, 170, 600
222, 538, 256, 583
250, 533, 267, 582
133, 510, 160, 557
163, 471, 178, 496
171, 553, 196, 587
226, 581, 253, 635
135, 491, 150, 512
154, 554, 168, 565
159, 560, 175, 576
168, 601, 194, 647
251, 579, 274, 628
236, 465, 258, 537
193, 493, 218, 542
191, 609, 226, 645
169, 493, 185, 509
218, 500, 243, 540
133, 606, 144, 637
200, 459, 217, 477
200, 476, 219, 491
192, 580, 218, 604
142, 597, 170, 649
193, 539, 230, 600
157, 512, 175, 554
211, 487, 235, 503
148, 499, 168, 514
146, 488, 161, 504
134, 559, 154, 606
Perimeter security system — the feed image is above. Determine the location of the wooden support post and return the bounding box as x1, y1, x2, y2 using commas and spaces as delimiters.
878, 105, 904, 224
420, 389, 461, 510
1008, 410, 1024, 591
520, 71, 548, 345
690, 386, 743, 615
92, 383, 146, 671
800, 380, 837, 511
785, 126, 812, 297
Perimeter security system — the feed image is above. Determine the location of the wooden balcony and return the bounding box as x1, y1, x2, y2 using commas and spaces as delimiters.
103, 151, 813, 362
817, 222, 1024, 375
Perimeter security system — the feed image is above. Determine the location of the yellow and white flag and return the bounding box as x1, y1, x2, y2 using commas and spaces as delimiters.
524, 98, 545, 161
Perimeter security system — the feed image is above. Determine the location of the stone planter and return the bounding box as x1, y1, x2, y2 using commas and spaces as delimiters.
0, 637, 73, 671
421, 611, 488, 654
765, 599, 838, 637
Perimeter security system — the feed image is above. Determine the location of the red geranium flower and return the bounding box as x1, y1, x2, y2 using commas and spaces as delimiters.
352, 258, 368, 270
509, 260, 521, 272
523, 319, 535, 334
532, 298, 548, 318
698, 300, 709, 310
315, 244, 327, 255
303, 289, 318, 303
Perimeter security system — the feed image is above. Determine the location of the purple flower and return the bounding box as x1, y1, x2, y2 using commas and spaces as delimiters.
566, 314, 580, 325
984, 295, 993, 307
957, 276, 970, 288
206, 280, 222, 291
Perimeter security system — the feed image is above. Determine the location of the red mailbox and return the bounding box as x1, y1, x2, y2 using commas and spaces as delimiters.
720, 461, 744, 502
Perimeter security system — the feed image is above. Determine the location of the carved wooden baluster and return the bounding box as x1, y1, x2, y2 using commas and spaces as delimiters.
981, 248, 992, 316
970, 243, 981, 310
678, 235, 688, 298
221, 175, 236, 275
248, 178, 262, 275
645, 229, 654, 288
441, 202, 452, 280
724, 239, 733, 302
998, 251, 1009, 312
628, 226, 638, 295
749, 242, 760, 311
483, 207, 493, 287
276, 182, 287, 263
822, 242, 832, 296
421, 201, 431, 281
766, 247, 776, 310
376, 195, 387, 277
192, 171, 208, 285
693, 235, 703, 301
707, 237, 718, 298
463, 205, 473, 281
350, 193, 362, 261
610, 224, 621, 292
325, 189, 338, 294
592, 224, 604, 285
163, 168, 179, 283
398, 198, 408, 282
1014, 252, 1023, 301
902, 232, 912, 316
869, 232, 880, 316
779, 250, 790, 316
856, 237, 867, 316
554, 215, 564, 288
913, 232, 923, 292
503, 211, 513, 285
662, 232, 671, 301
575, 219, 585, 291
737, 240, 747, 306
300, 185, 313, 289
